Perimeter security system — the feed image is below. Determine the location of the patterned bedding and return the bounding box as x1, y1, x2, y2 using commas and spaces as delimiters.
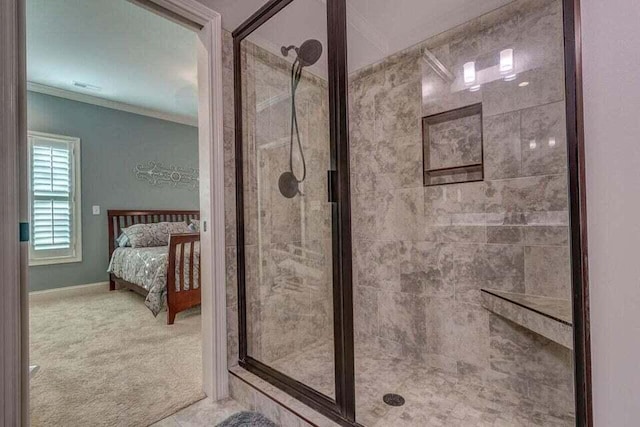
107, 244, 200, 316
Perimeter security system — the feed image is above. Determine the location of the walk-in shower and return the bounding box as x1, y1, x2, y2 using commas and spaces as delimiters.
232, 0, 591, 425
278, 39, 323, 198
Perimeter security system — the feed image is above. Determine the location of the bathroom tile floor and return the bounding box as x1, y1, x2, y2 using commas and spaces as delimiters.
269, 341, 575, 427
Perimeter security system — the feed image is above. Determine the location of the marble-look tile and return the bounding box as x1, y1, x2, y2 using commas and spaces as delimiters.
481, 291, 573, 348
353, 239, 401, 289
527, 383, 576, 420
401, 266, 450, 298
378, 290, 427, 349
425, 297, 457, 357
375, 80, 422, 143
485, 175, 568, 215
223, 126, 236, 188
521, 102, 567, 176
349, 71, 384, 148
487, 312, 574, 420
454, 282, 483, 306
478, 1, 521, 54
484, 111, 522, 179
350, 191, 380, 241
516, 0, 565, 71
384, 48, 422, 89
434, 225, 487, 243
351, 139, 422, 193
427, 114, 483, 170
225, 246, 238, 307
482, 64, 565, 118
438, 243, 524, 290
453, 303, 490, 368
377, 188, 426, 241
524, 225, 569, 245
424, 181, 486, 226
354, 285, 379, 340
525, 245, 571, 298
489, 314, 535, 379
269, 340, 335, 398
224, 185, 237, 246
487, 226, 523, 244
525, 336, 574, 392
222, 32, 235, 130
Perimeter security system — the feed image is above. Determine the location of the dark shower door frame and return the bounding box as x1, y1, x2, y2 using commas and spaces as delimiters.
233, 0, 593, 426
232, 0, 357, 425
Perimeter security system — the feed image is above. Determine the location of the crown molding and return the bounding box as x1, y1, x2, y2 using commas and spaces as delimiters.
27, 81, 198, 127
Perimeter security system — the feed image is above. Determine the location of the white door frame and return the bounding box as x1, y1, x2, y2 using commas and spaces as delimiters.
0, 0, 228, 425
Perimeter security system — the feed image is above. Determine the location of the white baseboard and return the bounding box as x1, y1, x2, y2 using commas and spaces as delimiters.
29, 281, 110, 303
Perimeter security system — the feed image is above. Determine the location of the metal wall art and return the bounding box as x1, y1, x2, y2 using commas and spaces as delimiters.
134, 161, 199, 190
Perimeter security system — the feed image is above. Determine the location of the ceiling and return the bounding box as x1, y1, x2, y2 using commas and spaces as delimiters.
210, 0, 515, 74
27, 0, 198, 123
26, 0, 515, 121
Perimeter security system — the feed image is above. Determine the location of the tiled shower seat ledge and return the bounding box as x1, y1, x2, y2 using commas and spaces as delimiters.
481, 289, 573, 349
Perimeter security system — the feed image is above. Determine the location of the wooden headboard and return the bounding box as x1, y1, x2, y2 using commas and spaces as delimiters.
107, 209, 200, 261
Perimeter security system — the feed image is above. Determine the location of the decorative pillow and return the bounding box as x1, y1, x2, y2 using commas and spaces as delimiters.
188, 219, 200, 232
115, 232, 130, 248
122, 221, 191, 248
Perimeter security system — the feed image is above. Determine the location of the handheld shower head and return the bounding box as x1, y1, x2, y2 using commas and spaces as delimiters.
277, 39, 323, 198
280, 40, 323, 67
296, 39, 323, 67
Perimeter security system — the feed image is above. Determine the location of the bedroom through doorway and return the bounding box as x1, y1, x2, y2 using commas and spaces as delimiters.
25, 1, 212, 425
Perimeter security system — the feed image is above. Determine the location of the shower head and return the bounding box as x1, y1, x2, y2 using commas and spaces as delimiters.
280, 39, 323, 67
296, 39, 322, 67
278, 171, 299, 198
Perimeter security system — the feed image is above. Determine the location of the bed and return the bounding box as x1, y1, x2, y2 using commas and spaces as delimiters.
107, 210, 201, 324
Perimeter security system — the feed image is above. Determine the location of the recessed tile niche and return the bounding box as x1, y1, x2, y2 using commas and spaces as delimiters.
422, 103, 484, 186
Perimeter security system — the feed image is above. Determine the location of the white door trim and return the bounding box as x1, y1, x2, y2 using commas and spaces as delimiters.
0, 0, 228, 424
1, 0, 27, 424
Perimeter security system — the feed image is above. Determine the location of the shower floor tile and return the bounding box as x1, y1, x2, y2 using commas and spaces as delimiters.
269, 341, 574, 426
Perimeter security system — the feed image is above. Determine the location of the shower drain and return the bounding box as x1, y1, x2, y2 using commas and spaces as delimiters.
382, 393, 405, 407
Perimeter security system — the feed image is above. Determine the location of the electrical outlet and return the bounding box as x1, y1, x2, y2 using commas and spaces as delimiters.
92, 205, 100, 215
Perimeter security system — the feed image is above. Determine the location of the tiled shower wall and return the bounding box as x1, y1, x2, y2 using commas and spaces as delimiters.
222, 29, 240, 369
223, 34, 333, 369
349, 0, 574, 417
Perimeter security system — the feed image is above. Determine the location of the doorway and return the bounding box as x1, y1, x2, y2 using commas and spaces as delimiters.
0, 0, 227, 425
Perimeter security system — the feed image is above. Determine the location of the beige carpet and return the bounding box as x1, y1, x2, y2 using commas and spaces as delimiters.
29, 285, 205, 427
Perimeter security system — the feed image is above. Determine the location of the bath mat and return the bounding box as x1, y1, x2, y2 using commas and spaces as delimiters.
215, 411, 277, 427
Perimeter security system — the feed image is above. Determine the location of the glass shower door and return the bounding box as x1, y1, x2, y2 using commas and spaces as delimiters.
235, 0, 340, 405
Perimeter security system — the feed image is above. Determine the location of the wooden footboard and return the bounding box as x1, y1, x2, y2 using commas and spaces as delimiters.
166, 233, 201, 325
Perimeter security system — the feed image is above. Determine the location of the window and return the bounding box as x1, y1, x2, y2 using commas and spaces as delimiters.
28, 131, 82, 266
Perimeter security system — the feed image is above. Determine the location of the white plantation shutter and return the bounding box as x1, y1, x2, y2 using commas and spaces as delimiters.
28, 132, 82, 265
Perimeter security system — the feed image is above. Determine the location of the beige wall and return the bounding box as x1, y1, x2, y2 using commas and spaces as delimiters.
582, 0, 640, 425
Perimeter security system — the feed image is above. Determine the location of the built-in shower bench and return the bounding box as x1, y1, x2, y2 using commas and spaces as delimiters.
481, 289, 573, 349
